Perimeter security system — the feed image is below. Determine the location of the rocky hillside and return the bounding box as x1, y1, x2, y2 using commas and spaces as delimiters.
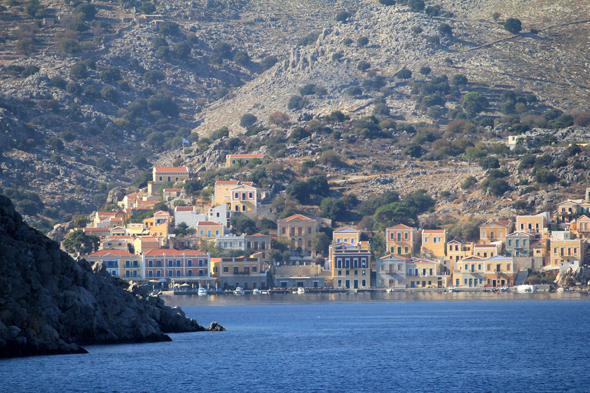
0, 195, 223, 358
1, 0, 589, 231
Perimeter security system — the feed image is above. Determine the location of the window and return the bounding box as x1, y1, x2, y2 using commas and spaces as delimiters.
353, 258, 358, 268
187, 270, 193, 276
337, 259, 342, 269
433, 237, 437, 243
176, 260, 181, 267
307, 227, 312, 234
404, 232, 408, 240
249, 192, 253, 199
354, 270, 358, 277
252, 266, 257, 272
424, 237, 428, 243
345, 259, 350, 269
176, 270, 181, 277
156, 270, 161, 277
508, 239, 512, 246
397, 233, 401, 241
233, 267, 238, 274
338, 280, 342, 287
362, 270, 366, 276
167, 270, 172, 277
408, 269, 413, 276
223, 266, 229, 273
338, 270, 342, 276
148, 260, 153, 267
361, 258, 367, 268
148, 271, 153, 277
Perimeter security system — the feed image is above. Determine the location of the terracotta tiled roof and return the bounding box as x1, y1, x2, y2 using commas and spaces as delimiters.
474, 244, 497, 248
135, 236, 159, 242
378, 254, 411, 261
387, 224, 415, 230
423, 229, 445, 233
84, 228, 109, 232
485, 220, 512, 227
175, 206, 195, 212
88, 249, 135, 257
247, 233, 269, 237
154, 167, 189, 172
283, 214, 311, 221
227, 154, 264, 158
144, 249, 207, 257
215, 180, 240, 185
196, 221, 223, 226
163, 188, 182, 192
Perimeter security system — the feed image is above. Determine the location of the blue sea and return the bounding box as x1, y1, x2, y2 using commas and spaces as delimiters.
2, 292, 590, 393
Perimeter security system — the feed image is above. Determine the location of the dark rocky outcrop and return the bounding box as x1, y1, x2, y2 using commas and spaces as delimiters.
0, 195, 224, 358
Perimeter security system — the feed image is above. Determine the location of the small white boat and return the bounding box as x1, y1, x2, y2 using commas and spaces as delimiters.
514, 285, 537, 293
500, 286, 511, 292
386, 288, 395, 293
556, 287, 565, 293
261, 290, 269, 295
297, 287, 306, 294
234, 286, 245, 295
197, 288, 207, 296
447, 287, 460, 293
252, 288, 260, 295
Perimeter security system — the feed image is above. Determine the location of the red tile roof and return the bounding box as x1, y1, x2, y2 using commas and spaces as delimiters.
378, 254, 411, 261
88, 250, 135, 257
154, 167, 189, 172
227, 154, 264, 158
144, 249, 207, 257
423, 229, 445, 233
196, 221, 223, 226
175, 206, 196, 212
84, 228, 110, 232
283, 214, 311, 221
387, 224, 416, 230
247, 233, 269, 237
215, 180, 240, 185
485, 221, 512, 227
135, 236, 159, 242
163, 188, 182, 192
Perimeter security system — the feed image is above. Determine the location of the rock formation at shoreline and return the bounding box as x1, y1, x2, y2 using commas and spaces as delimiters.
0, 195, 224, 359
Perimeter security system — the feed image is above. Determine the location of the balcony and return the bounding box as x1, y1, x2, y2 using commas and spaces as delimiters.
233, 271, 251, 276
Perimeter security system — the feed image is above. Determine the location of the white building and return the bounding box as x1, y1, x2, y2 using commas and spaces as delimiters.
174, 206, 207, 228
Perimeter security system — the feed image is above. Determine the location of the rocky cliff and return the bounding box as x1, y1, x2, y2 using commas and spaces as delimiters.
0, 194, 223, 359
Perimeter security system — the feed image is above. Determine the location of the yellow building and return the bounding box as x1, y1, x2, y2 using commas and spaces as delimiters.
473, 243, 501, 258
86, 249, 141, 279
333, 227, 360, 245
143, 211, 171, 237
330, 240, 372, 289
148, 166, 189, 195
134, 236, 161, 255
571, 215, 590, 239
100, 236, 133, 252
483, 255, 517, 287
549, 232, 585, 269
93, 211, 126, 228
479, 220, 512, 244
452, 256, 485, 288
277, 214, 320, 256
210, 256, 267, 290
446, 240, 474, 262
420, 229, 446, 258
386, 224, 420, 255
213, 180, 253, 206
196, 221, 224, 240
127, 223, 149, 236
226, 153, 264, 168
516, 212, 549, 235
229, 183, 260, 213
406, 258, 449, 288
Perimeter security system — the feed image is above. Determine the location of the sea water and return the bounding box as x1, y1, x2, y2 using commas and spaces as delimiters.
2, 292, 590, 393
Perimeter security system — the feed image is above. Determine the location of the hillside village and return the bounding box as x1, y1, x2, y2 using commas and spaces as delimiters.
65, 148, 590, 293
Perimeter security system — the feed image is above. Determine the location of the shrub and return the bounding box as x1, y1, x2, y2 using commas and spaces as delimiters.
336, 11, 350, 22
565, 144, 582, 157
357, 61, 371, 71
84, 85, 100, 99
300, 84, 316, 95
66, 82, 82, 96
407, 0, 425, 11
144, 70, 166, 85
187, 34, 198, 44
159, 21, 179, 36
287, 95, 309, 110
379, 0, 395, 5
357, 36, 369, 47
100, 66, 121, 83
57, 39, 80, 54
151, 37, 168, 49
148, 94, 179, 117
461, 176, 477, 189
138, 1, 156, 14
485, 178, 509, 196
504, 18, 522, 34
318, 151, 344, 166
438, 23, 453, 36
50, 76, 67, 89
426, 35, 440, 45
175, 42, 191, 59
574, 114, 590, 127
514, 200, 528, 210
535, 168, 558, 184
216, 87, 229, 99
297, 32, 320, 46
101, 86, 118, 103
462, 92, 488, 114
452, 74, 468, 86
16, 38, 36, 54
347, 86, 363, 96
412, 26, 423, 34
404, 143, 423, 158
156, 46, 170, 59
396, 68, 412, 79
240, 113, 257, 128
479, 156, 500, 169
269, 111, 290, 127
74, 3, 96, 21
320, 198, 346, 220
233, 51, 250, 66
419, 66, 431, 75
96, 157, 113, 171
70, 62, 89, 80
261, 55, 278, 71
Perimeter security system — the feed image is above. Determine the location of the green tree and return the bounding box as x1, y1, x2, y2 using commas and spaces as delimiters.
101, 86, 118, 103
452, 74, 468, 86
535, 168, 558, 184
74, 3, 96, 21
479, 156, 500, 169
357, 61, 371, 71
286, 180, 310, 204
66, 82, 83, 96
462, 92, 488, 114
336, 11, 350, 22
379, 0, 395, 5
57, 39, 80, 54
407, 0, 425, 11
504, 18, 522, 34
438, 23, 453, 36
402, 189, 435, 215
100, 66, 121, 83
233, 51, 250, 66
448, 217, 481, 242
419, 66, 431, 75
320, 197, 346, 220
175, 42, 191, 59
311, 232, 331, 256
240, 113, 257, 128
159, 21, 179, 36
16, 38, 36, 55
357, 36, 369, 47
230, 215, 257, 235
396, 68, 412, 79
404, 143, 423, 158
63, 229, 99, 255
565, 144, 581, 157
461, 176, 477, 189
373, 202, 416, 230
261, 55, 278, 71
70, 62, 89, 80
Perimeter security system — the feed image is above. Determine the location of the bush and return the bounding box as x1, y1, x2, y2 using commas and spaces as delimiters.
347, 86, 363, 96
479, 156, 500, 169
336, 11, 350, 22
151, 37, 168, 49
261, 55, 278, 71
297, 32, 320, 46
438, 23, 453, 36
452, 74, 468, 86
357, 61, 371, 71
299, 84, 316, 95
50, 76, 67, 89
379, 0, 395, 5
269, 111, 290, 127
462, 92, 488, 114
318, 151, 344, 167
240, 113, 257, 128
74, 3, 96, 21
404, 143, 423, 158
485, 178, 509, 197
216, 87, 229, 99
57, 39, 80, 54
96, 157, 113, 171
84, 85, 100, 99
396, 68, 412, 79
287, 95, 309, 110
565, 144, 582, 157
138, 1, 156, 14
320, 198, 346, 220
357, 36, 369, 47
419, 66, 431, 75
535, 168, 558, 184
101, 86, 118, 103
412, 26, 423, 34
66, 82, 82, 96
175, 42, 191, 59
100, 66, 121, 84
407, 0, 425, 11
16, 38, 36, 54
426, 35, 440, 45
156, 46, 170, 59
573, 114, 590, 127
233, 51, 250, 66
504, 18, 522, 34
70, 62, 89, 80
148, 94, 179, 117
159, 21, 179, 36
461, 176, 477, 189
144, 70, 166, 85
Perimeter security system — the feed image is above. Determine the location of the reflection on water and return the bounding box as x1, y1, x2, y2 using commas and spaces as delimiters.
163, 290, 590, 307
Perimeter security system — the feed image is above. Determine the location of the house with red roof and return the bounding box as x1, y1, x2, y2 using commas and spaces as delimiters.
225, 153, 264, 168
479, 220, 513, 244
277, 214, 320, 256
148, 166, 189, 195
143, 249, 213, 285
386, 224, 420, 256
86, 249, 141, 279
420, 229, 446, 258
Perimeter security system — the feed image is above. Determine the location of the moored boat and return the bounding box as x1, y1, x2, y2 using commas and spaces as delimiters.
252, 288, 260, 295
447, 287, 460, 293
514, 285, 537, 293
297, 287, 305, 294
197, 287, 207, 296
500, 286, 511, 292
234, 286, 245, 295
